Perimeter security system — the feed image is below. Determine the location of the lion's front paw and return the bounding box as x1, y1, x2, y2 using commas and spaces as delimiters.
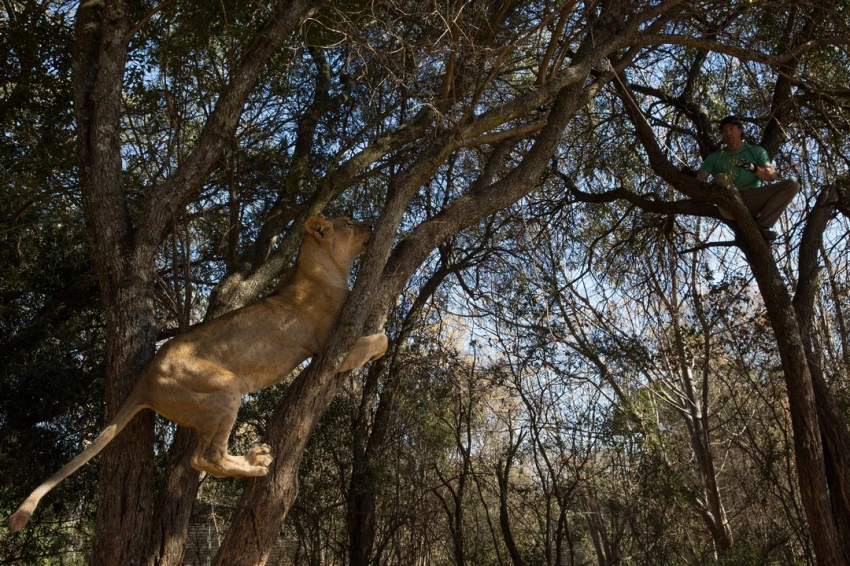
371, 332, 389, 361
247, 443, 273, 467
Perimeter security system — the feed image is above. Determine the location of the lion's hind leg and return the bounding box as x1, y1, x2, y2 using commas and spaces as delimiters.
189, 400, 271, 478
191, 433, 271, 478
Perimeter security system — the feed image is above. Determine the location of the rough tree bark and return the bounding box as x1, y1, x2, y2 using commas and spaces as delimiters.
73, 2, 157, 563
792, 182, 850, 554
731, 206, 848, 566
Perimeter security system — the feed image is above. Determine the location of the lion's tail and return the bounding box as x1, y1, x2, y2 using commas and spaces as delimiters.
8, 392, 146, 533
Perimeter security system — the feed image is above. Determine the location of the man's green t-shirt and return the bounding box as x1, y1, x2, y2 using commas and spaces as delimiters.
698, 143, 770, 191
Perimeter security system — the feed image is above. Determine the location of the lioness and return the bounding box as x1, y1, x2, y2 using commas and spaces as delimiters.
9, 216, 388, 533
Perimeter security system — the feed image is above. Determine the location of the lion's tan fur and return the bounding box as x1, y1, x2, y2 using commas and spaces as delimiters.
8, 216, 387, 533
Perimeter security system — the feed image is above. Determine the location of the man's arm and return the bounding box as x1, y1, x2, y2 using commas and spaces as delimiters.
753, 146, 777, 182
756, 163, 777, 182
697, 169, 709, 182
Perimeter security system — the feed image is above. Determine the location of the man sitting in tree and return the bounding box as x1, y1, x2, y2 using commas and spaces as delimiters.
697, 115, 800, 242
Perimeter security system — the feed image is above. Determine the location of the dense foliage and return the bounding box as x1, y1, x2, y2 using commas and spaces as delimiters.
1, 1, 849, 564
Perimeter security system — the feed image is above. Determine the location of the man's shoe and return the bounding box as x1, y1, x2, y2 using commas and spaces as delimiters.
759, 227, 778, 242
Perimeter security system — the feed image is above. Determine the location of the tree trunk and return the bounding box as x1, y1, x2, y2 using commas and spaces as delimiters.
210, 360, 351, 565
738, 229, 848, 566
347, 361, 384, 566
144, 427, 199, 566
211, 136, 455, 566
347, 465, 378, 566
347, 361, 382, 566
347, 260, 451, 566
792, 183, 850, 558
72, 2, 158, 563
496, 446, 525, 566
90, 284, 157, 566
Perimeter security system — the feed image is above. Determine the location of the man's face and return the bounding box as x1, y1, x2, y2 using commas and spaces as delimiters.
721, 123, 743, 150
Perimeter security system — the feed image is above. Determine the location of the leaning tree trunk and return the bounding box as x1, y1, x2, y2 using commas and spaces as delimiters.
347, 261, 451, 566
211, 132, 457, 565
735, 216, 849, 565
212, 46, 620, 558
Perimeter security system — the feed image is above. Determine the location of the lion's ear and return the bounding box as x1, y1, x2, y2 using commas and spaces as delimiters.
305, 216, 333, 240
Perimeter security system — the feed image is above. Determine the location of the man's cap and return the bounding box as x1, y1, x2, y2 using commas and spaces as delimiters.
719, 115, 743, 128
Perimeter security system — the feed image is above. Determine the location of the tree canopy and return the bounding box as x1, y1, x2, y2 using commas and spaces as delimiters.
2, 1, 850, 565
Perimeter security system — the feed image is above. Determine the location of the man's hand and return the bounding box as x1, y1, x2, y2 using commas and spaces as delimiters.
735, 161, 758, 173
